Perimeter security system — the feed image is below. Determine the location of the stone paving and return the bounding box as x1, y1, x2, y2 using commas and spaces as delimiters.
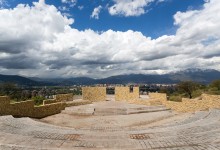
0, 101, 220, 149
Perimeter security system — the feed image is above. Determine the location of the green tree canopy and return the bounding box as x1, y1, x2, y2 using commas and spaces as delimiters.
210, 80, 220, 90
177, 81, 200, 99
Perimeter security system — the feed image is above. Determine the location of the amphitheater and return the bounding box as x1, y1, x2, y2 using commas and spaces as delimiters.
0, 87, 220, 150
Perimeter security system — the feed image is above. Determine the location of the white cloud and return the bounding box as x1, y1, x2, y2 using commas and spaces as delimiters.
58, 6, 70, 11
0, 0, 220, 78
61, 0, 77, 7
78, 5, 84, 10
0, 0, 8, 8
91, 5, 102, 19
108, 0, 155, 17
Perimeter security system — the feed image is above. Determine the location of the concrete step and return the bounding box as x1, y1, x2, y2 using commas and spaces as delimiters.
127, 106, 170, 114
94, 108, 127, 116
62, 107, 95, 115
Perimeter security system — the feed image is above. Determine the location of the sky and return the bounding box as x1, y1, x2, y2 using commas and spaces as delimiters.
0, 0, 220, 78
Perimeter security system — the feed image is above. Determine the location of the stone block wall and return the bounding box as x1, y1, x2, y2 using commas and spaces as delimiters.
33, 103, 66, 118
56, 94, 73, 101
149, 93, 167, 101
0, 96, 10, 115
43, 99, 61, 105
162, 94, 220, 112
9, 100, 35, 117
0, 96, 66, 118
43, 93, 74, 105
65, 100, 91, 107
115, 87, 139, 101
73, 95, 82, 100
82, 87, 106, 101
131, 93, 220, 112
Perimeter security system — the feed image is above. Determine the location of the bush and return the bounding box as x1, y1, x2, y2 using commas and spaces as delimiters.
206, 90, 220, 95
169, 95, 182, 102
32, 96, 44, 106
210, 80, 220, 90
209, 87, 219, 91
191, 90, 202, 98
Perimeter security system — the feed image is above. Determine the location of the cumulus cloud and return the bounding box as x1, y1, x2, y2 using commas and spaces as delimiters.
0, 0, 74, 73
91, 5, 102, 19
0, 0, 220, 78
108, 0, 155, 17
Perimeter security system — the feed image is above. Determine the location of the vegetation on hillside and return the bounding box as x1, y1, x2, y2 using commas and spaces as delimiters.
0, 83, 82, 105
160, 79, 220, 102
1, 79, 220, 104
32, 96, 45, 106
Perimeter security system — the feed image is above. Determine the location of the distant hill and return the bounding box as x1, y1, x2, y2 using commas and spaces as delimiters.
1, 69, 220, 86
0, 74, 41, 86
96, 74, 174, 84
168, 69, 220, 83
96, 69, 220, 84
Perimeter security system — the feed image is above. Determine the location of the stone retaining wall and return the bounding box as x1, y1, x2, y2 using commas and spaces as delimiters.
43, 95, 82, 105
43, 93, 74, 105
0, 96, 66, 118
162, 94, 220, 112
130, 93, 220, 112
33, 103, 66, 118
82, 87, 106, 101
149, 93, 167, 101
115, 87, 139, 101
65, 100, 91, 107
43, 99, 61, 105
56, 94, 73, 101
0, 96, 10, 114
9, 100, 35, 117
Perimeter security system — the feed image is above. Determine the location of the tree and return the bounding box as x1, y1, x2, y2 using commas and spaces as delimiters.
210, 80, 220, 90
0, 83, 23, 101
1, 83, 16, 95
32, 96, 45, 106
177, 81, 200, 99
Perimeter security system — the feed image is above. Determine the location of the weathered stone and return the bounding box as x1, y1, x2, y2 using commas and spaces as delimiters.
82, 87, 106, 102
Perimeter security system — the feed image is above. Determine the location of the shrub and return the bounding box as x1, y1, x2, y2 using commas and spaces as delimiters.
191, 90, 202, 98
210, 80, 220, 90
206, 90, 220, 95
169, 95, 182, 102
209, 87, 218, 91
32, 96, 44, 106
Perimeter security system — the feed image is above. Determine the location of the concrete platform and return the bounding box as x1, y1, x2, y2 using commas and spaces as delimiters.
62, 101, 169, 116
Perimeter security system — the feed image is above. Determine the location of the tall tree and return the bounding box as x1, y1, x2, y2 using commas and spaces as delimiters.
178, 81, 199, 99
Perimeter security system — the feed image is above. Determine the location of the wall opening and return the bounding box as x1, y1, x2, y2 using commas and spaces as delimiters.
130, 85, 134, 93
106, 87, 115, 95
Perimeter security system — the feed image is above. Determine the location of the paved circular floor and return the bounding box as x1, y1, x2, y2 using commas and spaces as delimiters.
0, 101, 220, 150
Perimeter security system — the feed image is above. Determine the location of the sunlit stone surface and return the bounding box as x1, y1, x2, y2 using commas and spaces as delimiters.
0, 100, 220, 149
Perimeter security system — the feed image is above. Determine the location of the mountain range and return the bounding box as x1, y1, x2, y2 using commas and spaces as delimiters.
0, 69, 220, 86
